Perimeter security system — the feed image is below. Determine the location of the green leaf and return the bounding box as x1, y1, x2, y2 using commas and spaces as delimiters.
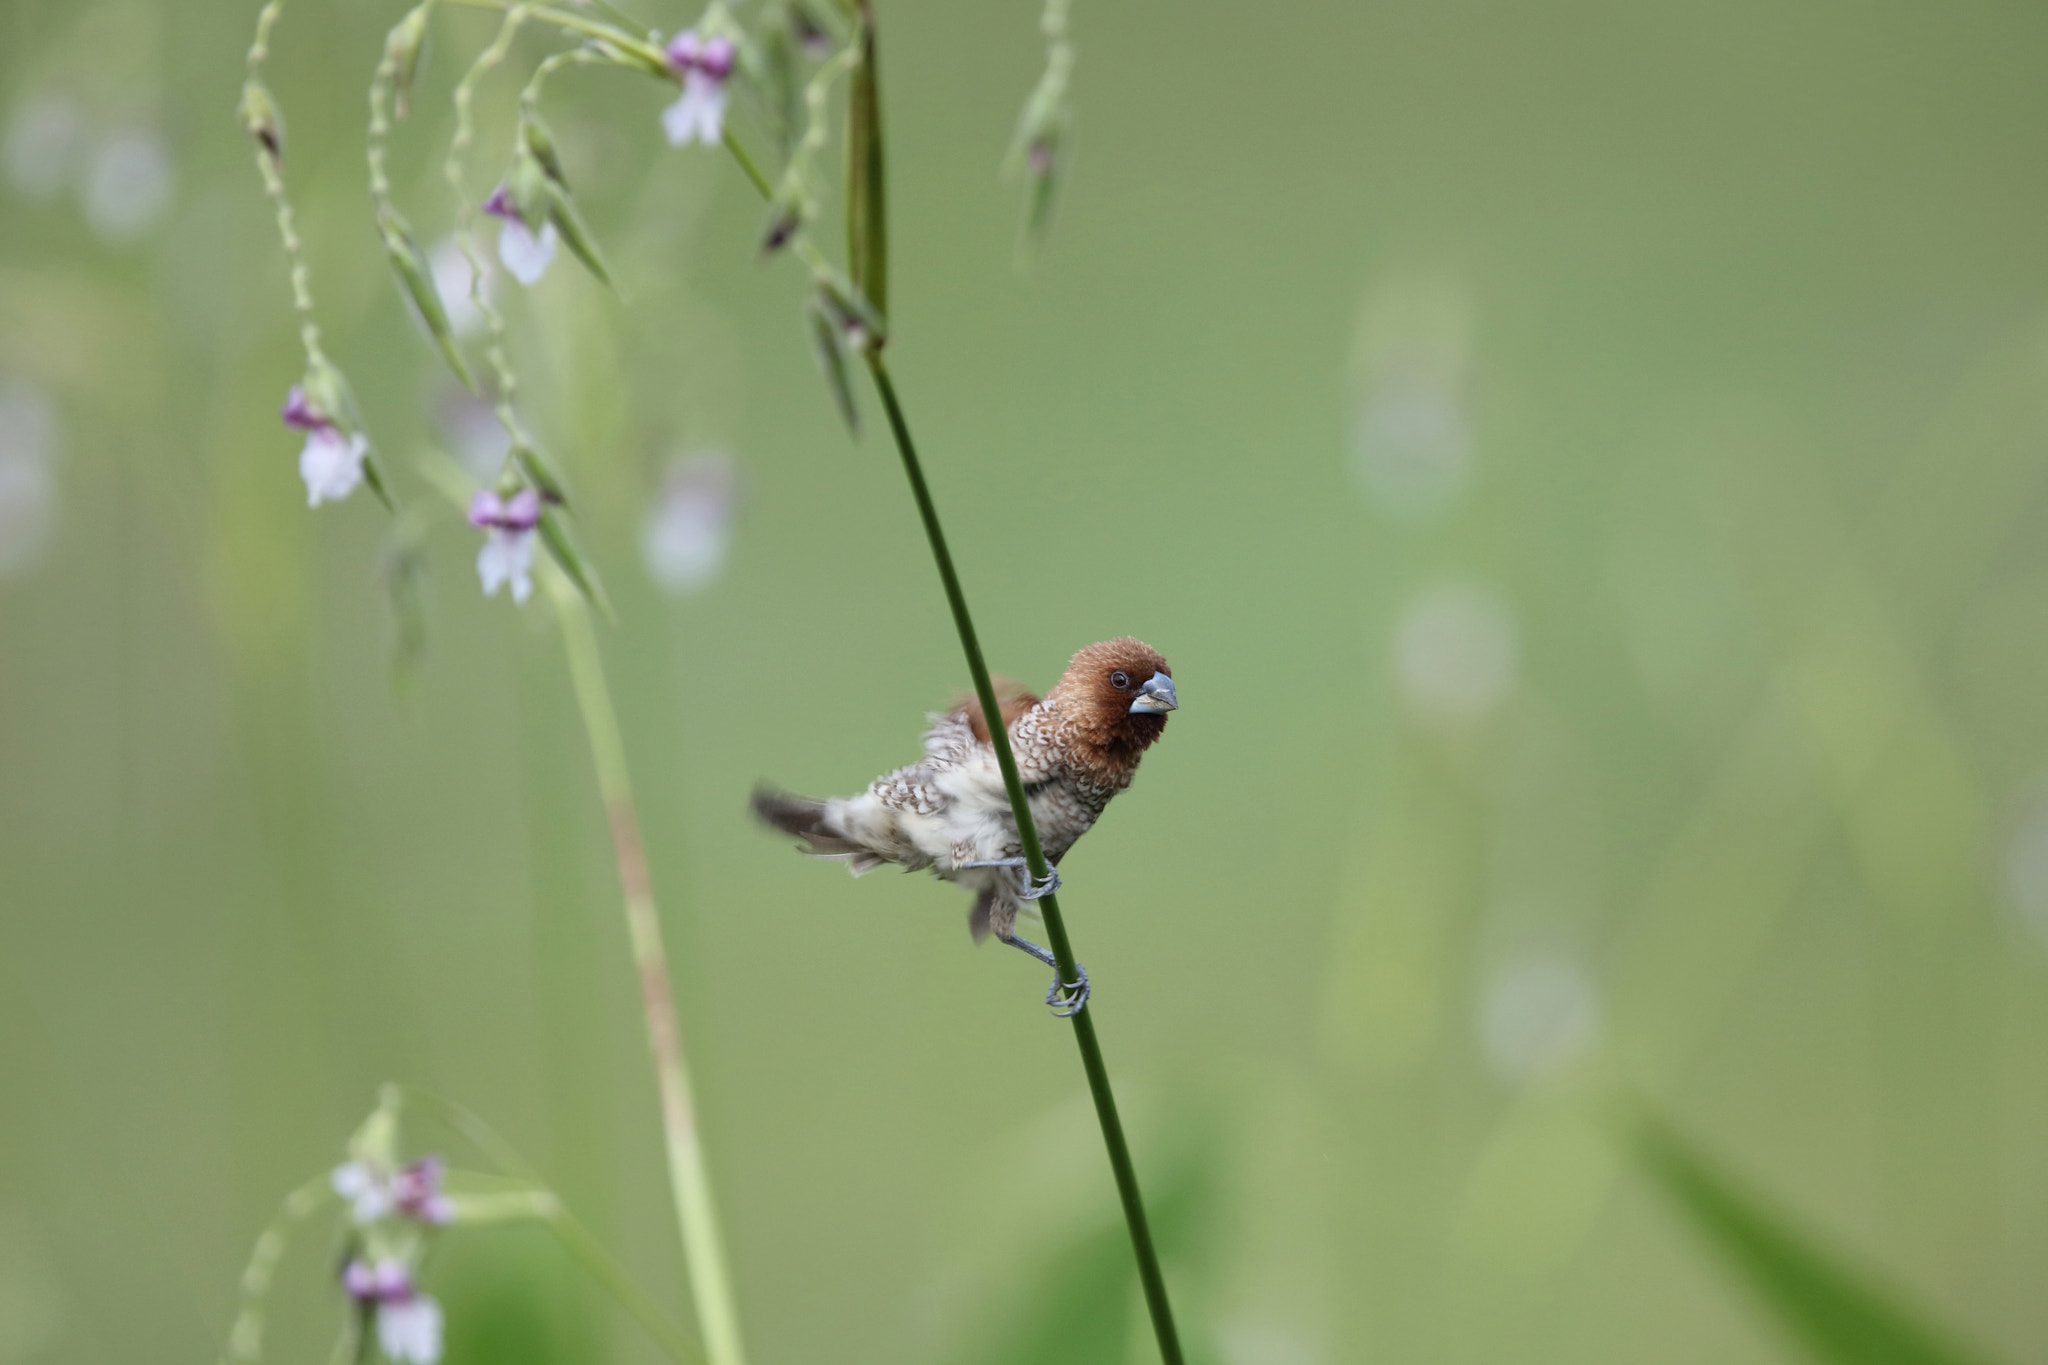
512, 441, 571, 507
1637, 1118, 1998, 1365
547, 187, 615, 292
804, 296, 859, 436
522, 112, 568, 187
844, 4, 887, 320
377, 203, 476, 390
537, 509, 612, 619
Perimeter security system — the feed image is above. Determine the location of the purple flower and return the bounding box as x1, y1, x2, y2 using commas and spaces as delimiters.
468, 487, 543, 604
343, 1259, 444, 1365
662, 31, 734, 148
482, 184, 558, 286
331, 1154, 455, 1227
280, 385, 367, 507
392, 1157, 456, 1225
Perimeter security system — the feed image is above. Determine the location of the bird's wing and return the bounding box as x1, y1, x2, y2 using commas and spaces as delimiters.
920, 708, 979, 768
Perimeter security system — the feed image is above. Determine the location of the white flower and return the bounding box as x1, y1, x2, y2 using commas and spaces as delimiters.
662, 32, 734, 148
331, 1161, 395, 1223
330, 1156, 452, 1226
298, 425, 368, 507
641, 452, 737, 594
377, 1293, 445, 1364
494, 215, 558, 287
83, 126, 174, 243
343, 1258, 445, 1365
429, 237, 492, 337
662, 73, 730, 147
469, 488, 543, 605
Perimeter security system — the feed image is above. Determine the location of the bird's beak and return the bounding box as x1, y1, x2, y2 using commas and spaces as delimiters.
1129, 671, 1178, 714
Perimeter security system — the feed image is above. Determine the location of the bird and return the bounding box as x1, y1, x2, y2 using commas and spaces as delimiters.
751, 638, 1177, 1014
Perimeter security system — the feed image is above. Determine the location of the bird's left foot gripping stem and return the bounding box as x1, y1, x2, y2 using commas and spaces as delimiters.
1000, 933, 1090, 1017
960, 857, 1061, 900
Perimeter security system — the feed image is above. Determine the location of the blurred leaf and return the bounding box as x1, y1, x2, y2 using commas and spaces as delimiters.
538, 509, 613, 620
844, 4, 887, 319
377, 203, 476, 391
438, 1224, 598, 1365
548, 189, 615, 293
950, 1128, 1216, 1365
805, 295, 859, 435
1638, 1118, 1998, 1365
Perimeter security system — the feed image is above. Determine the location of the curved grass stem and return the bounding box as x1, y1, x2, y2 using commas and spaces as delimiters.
864, 354, 1186, 1365
552, 580, 749, 1365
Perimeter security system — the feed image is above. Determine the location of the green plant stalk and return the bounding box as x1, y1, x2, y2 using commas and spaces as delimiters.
866, 355, 1186, 1365
555, 587, 749, 1365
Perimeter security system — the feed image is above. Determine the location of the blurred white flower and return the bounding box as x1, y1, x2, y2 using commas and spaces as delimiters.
1348, 273, 1475, 518
343, 1259, 443, 1365
482, 186, 556, 286
378, 1294, 444, 1365
1479, 951, 1601, 1084
331, 1157, 453, 1226
662, 32, 734, 147
82, 127, 173, 242
0, 383, 57, 580
331, 1161, 396, 1224
1394, 582, 1517, 731
3, 96, 84, 202
641, 452, 737, 594
1352, 360, 1471, 517
438, 391, 512, 482
281, 385, 366, 507
469, 488, 542, 604
429, 237, 493, 337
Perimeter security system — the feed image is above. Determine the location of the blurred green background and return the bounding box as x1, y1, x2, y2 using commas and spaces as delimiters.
6, 0, 2048, 1361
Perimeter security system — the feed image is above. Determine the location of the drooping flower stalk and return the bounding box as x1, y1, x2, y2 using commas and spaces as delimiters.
554, 580, 749, 1365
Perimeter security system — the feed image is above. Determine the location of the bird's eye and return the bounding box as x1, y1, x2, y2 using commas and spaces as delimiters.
1110, 670, 1131, 689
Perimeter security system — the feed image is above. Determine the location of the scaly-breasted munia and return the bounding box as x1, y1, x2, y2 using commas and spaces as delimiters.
752, 638, 1177, 1013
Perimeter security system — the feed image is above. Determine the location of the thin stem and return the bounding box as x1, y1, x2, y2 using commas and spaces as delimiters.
219, 1174, 334, 1365
865, 355, 1185, 1365
441, 0, 670, 71
244, 0, 324, 368
553, 583, 749, 1365
442, 3, 539, 470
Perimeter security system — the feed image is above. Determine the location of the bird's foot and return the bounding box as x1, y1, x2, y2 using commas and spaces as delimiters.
959, 857, 1061, 901
1046, 963, 1090, 1017
999, 934, 1090, 1017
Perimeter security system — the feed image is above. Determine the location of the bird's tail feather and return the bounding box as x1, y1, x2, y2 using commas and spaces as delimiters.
967, 887, 996, 944
750, 785, 888, 874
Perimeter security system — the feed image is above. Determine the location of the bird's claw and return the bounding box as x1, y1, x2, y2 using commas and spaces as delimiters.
1046, 963, 1089, 1016
960, 856, 1061, 901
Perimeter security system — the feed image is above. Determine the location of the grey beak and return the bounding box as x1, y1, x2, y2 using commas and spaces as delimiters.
1129, 671, 1178, 714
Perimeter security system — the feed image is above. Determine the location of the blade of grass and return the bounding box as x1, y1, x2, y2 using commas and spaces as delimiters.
1637, 1117, 1997, 1365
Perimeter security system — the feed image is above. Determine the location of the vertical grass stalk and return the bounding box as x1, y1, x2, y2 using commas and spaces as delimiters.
555, 586, 749, 1365
866, 355, 1187, 1365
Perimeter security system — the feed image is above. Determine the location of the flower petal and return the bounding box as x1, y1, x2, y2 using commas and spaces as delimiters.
662, 78, 729, 148
496, 218, 557, 286
300, 428, 367, 507
377, 1294, 444, 1365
